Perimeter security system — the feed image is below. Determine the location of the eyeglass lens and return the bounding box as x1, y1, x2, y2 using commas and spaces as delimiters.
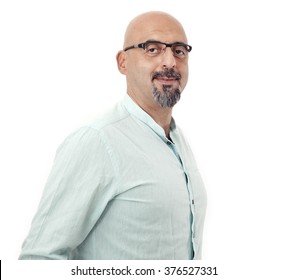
144, 42, 189, 58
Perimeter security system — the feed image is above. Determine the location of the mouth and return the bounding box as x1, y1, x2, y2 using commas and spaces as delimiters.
154, 77, 179, 86
152, 69, 181, 86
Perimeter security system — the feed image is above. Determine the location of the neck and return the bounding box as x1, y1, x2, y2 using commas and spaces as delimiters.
127, 92, 172, 138
146, 106, 172, 138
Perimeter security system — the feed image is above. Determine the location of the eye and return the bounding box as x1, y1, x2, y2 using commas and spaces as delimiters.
173, 46, 188, 57
145, 43, 163, 56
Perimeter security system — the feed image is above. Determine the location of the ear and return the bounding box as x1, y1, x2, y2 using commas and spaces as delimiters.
116, 50, 127, 75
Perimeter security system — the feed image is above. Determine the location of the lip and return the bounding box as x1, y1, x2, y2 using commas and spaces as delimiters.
154, 77, 179, 85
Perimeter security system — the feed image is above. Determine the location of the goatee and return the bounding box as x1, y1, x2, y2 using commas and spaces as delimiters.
152, 85, 181, 108
152, 68, 182, 108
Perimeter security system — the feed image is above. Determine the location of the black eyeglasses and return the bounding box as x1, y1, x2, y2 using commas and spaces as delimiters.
124, 40, 192, 59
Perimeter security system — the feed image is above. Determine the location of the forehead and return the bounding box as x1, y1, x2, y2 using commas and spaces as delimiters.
141, 27, 187, 43
125, 13, 188, 45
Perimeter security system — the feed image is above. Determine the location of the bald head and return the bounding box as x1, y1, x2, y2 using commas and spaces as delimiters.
116, 11, 190, 115
123, 11, 188, 49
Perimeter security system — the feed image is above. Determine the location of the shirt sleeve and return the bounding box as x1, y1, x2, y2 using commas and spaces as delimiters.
19, 126, 119, 259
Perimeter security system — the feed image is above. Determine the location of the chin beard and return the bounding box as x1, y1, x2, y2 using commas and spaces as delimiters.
152, 85, 181, 108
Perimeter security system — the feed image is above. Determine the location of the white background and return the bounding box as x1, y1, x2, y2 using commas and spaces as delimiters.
1, 0, 288, 279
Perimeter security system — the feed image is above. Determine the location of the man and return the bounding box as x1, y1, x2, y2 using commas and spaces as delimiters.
19, 11, 207, 260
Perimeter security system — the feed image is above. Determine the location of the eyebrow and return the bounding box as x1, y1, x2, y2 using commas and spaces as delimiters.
145, 39, 188, 45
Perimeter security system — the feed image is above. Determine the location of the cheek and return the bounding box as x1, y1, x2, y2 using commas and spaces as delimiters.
180, 66, 189, 89
128, 60, 153, 83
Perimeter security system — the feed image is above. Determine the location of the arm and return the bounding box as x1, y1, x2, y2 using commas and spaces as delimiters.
19, 127, 118, 259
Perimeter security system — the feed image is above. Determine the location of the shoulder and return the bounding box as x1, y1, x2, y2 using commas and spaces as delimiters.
56, 101, 130, 155
88, 101, 130, 131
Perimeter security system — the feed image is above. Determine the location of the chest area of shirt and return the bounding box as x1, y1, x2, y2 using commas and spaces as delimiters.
113, 137, 190, 206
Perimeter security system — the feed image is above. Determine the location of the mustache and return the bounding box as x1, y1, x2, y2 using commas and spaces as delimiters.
152, 68, 181, 80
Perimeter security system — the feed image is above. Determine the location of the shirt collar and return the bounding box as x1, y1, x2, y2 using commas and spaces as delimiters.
121, 94, 177, 142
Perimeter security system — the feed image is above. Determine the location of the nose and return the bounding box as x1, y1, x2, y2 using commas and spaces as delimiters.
161, 47, 176, 69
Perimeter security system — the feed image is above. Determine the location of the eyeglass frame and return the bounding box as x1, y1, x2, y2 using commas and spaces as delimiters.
123, 40, 192, 58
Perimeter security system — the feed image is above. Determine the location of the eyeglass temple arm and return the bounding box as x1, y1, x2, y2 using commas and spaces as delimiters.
124, 43, 145, 52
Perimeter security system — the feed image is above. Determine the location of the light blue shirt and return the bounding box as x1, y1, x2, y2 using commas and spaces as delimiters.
19, 95, 207, 260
